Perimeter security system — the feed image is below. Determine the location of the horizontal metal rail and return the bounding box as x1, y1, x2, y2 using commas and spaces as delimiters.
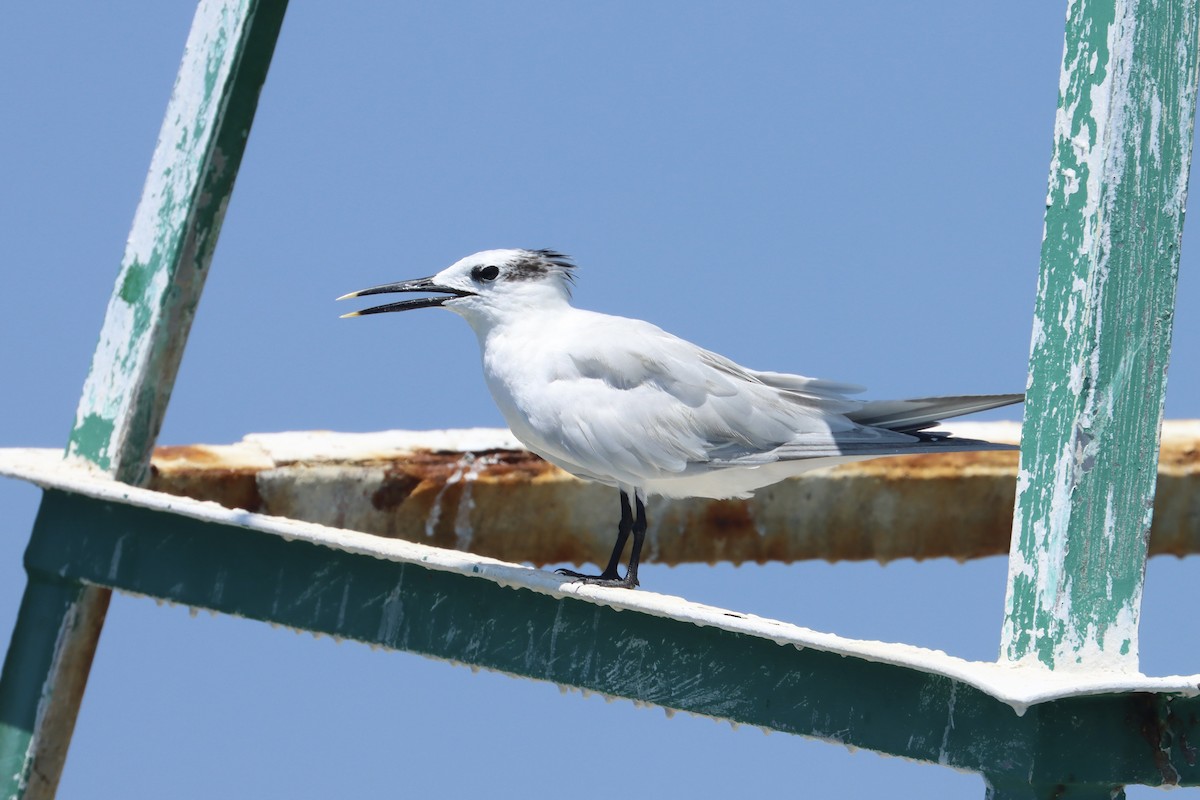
123, 422, 1200, 565
1, 449, 1197, 791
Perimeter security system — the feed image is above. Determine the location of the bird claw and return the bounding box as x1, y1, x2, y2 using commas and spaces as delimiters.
555, 567, 639, 589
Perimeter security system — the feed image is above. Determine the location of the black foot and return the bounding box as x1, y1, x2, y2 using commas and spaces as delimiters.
555, 567, 639, 589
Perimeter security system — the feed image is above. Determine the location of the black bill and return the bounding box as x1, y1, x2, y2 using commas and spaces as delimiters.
337, 277, 473, 317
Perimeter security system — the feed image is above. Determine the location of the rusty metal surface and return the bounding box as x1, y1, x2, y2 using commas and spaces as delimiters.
145, 422, 1200, 565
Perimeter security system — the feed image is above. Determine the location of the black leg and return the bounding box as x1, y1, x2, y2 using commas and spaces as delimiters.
598, 491, 633, 579
623, 494, 648, 588
556, 490, 640, 588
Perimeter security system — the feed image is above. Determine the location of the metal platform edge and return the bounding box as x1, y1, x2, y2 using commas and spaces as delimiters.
3, 447, 1199, 787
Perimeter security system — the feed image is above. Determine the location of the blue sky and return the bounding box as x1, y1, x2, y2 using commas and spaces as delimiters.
2, 3, 1198, 797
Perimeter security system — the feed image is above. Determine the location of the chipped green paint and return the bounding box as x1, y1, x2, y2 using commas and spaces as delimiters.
66, 0, 285, 486
0, 2, 289, 798
1003, 0, 1200, 670
67, 414, 114, 472
117, 260, 153, 307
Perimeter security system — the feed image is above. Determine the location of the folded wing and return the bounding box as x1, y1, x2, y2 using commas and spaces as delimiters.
528, 316, 1018, 486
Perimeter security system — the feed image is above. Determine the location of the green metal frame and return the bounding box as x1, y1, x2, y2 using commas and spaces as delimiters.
2, 0, 1198, 798
24, 489, 1200, 788
0, 1, 287, 797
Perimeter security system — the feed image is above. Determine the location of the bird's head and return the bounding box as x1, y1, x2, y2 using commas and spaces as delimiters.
339, 248, 576, 327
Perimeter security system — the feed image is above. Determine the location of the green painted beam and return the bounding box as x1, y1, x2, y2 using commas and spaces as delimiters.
19, 488, 1200, 790
68, 0, 288, 486
0, 2, 288, 798
1003, 0, 1200, 670
0, 581, 105, 800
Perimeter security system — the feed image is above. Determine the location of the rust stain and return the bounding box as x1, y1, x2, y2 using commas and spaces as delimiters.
144, 428, 1200, 565
154, 444, 227, 465
836, 450, 1020, 479
355, 449, 554, 482
1131, 693, 1182, 786
149, 465, 264, 512
1159, 439, 1200, 471
703, 499, 755, 535
370, 467, 423, 510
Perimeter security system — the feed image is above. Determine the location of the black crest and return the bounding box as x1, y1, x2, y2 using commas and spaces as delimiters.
507, 249, 577, 293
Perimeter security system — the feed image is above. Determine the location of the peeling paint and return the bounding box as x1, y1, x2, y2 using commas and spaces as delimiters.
64, 0, 280, 487
1004, 0, 1199, 672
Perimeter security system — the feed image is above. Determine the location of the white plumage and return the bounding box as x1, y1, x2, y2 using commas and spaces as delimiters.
341, 248, 1020, 587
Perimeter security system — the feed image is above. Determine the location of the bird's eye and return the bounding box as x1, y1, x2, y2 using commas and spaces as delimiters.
472, 265, 501, 282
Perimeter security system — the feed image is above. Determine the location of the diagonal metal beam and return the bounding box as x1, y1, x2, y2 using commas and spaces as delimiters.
68, 0, 288, 485
0, 2, 288, 797
1004, 0, 1200, 671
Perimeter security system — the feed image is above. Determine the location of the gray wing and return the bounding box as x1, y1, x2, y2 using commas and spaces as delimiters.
847, 394, 1024, 432
679, 352, 1022, 466
543, 313, 1019, 479
709, 432, 1017, 466
702, 392, 1024, 466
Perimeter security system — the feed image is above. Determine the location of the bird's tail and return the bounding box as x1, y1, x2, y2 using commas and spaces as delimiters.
847, 394, 1023, 434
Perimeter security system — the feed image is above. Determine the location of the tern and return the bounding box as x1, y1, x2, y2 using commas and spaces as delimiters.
340, 249, 1021, 589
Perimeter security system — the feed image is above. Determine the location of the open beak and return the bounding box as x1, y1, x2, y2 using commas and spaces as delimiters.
337, 277, 473, 317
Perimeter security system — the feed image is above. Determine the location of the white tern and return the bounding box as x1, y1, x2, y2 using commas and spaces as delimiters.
340, 248, 1021, 588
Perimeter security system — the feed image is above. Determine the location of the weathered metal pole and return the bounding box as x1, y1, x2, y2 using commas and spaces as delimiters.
0, 2, 287, 797
1002, 0, 1200, 673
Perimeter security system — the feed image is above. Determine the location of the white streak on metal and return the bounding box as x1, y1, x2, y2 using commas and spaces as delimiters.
293, 563, 334, 605
1038, 438, 1077, 614
454, 454, 498, 551
522, 620, 537, 672
548, 602, 566, 667
107, 534, 127, 582
424, 455, 469, 539
376, 576, 405, 644
1030, 316, 1046, 350
1149, 90, 1163, 162
212, 566, 228, 605
937, 681, 958, 765
1103, 486, 1117, 549
336, 580, 351, 630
